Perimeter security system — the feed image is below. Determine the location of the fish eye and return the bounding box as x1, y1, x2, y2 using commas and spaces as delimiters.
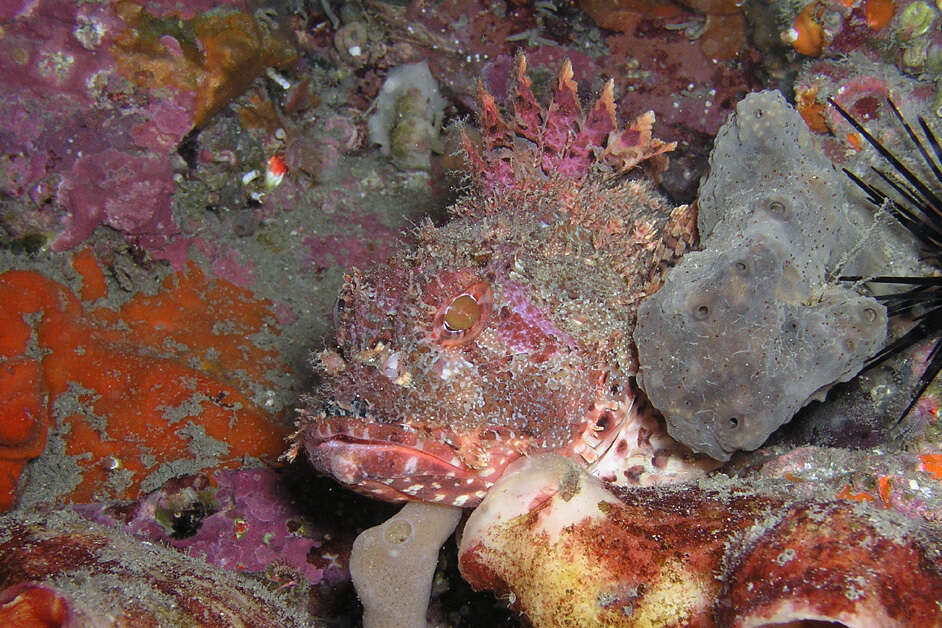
431, 281, 493, 347
444, 294, 481, 332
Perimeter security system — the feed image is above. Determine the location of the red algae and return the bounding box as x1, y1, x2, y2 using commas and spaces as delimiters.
0, 252, 292, 509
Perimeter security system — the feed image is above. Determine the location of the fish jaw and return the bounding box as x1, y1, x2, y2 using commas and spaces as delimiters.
295, 411, 530, 508
293, 379, 717, 508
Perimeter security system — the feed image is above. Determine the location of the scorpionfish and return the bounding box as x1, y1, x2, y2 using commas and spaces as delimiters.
288, 56, 714, 507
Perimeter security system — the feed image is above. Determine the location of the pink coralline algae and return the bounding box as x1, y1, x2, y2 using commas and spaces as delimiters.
79, 469, 343, 589
301, 193, 400, 272
0, 0, 293, 266
0, 1, 185, 261
56, 149, 180, 253
303, 227, 398, 273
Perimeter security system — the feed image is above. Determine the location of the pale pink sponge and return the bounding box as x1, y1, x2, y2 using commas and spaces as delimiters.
350, 502, 461, 628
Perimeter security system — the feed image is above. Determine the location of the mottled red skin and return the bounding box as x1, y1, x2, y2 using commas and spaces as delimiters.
459, 485, 769, 621
291, 55, 706, 507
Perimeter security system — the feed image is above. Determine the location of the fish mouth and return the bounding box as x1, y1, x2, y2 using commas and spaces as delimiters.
296, 411, 522, 508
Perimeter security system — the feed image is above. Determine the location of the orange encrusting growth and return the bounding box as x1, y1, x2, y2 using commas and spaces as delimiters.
865, 0, 895, 30
71, 248, 108, 302
0, 253, 292, 509
836, 484, 875, 502
795, 85, 829, 133
846, 131, 864, 151
920, 454, 942, 481
877, 474, 893, 508
0, 272, 61, 512
787, 2, 826, 56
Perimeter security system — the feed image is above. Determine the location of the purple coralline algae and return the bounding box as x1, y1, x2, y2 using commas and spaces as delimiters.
78, 468, 342, 589
1, 1, 182, 261
56, 149, 179, 252
0, 0, 293, 266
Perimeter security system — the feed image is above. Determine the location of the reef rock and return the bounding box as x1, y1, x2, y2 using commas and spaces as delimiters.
0, 0, 295, 263
0, 251, 291, 512
0, 508, 316, 627
635, 90, 888, 461
458, 454, 942, 627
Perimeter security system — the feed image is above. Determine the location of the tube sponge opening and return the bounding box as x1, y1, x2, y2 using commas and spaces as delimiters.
350, 501, 461, 628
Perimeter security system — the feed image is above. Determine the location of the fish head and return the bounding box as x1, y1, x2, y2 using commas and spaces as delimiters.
295, 255, 610, 507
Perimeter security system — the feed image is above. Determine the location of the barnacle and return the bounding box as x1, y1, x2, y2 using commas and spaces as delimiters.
430, 282, 493, 347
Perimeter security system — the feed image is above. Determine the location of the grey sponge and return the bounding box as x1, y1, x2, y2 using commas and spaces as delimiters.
635, 91, 887, 461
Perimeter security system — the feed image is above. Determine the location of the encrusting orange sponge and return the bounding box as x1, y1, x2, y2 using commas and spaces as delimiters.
784, 2, 827, 56
0, 250, 293, 509
865, 0, 895, 31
